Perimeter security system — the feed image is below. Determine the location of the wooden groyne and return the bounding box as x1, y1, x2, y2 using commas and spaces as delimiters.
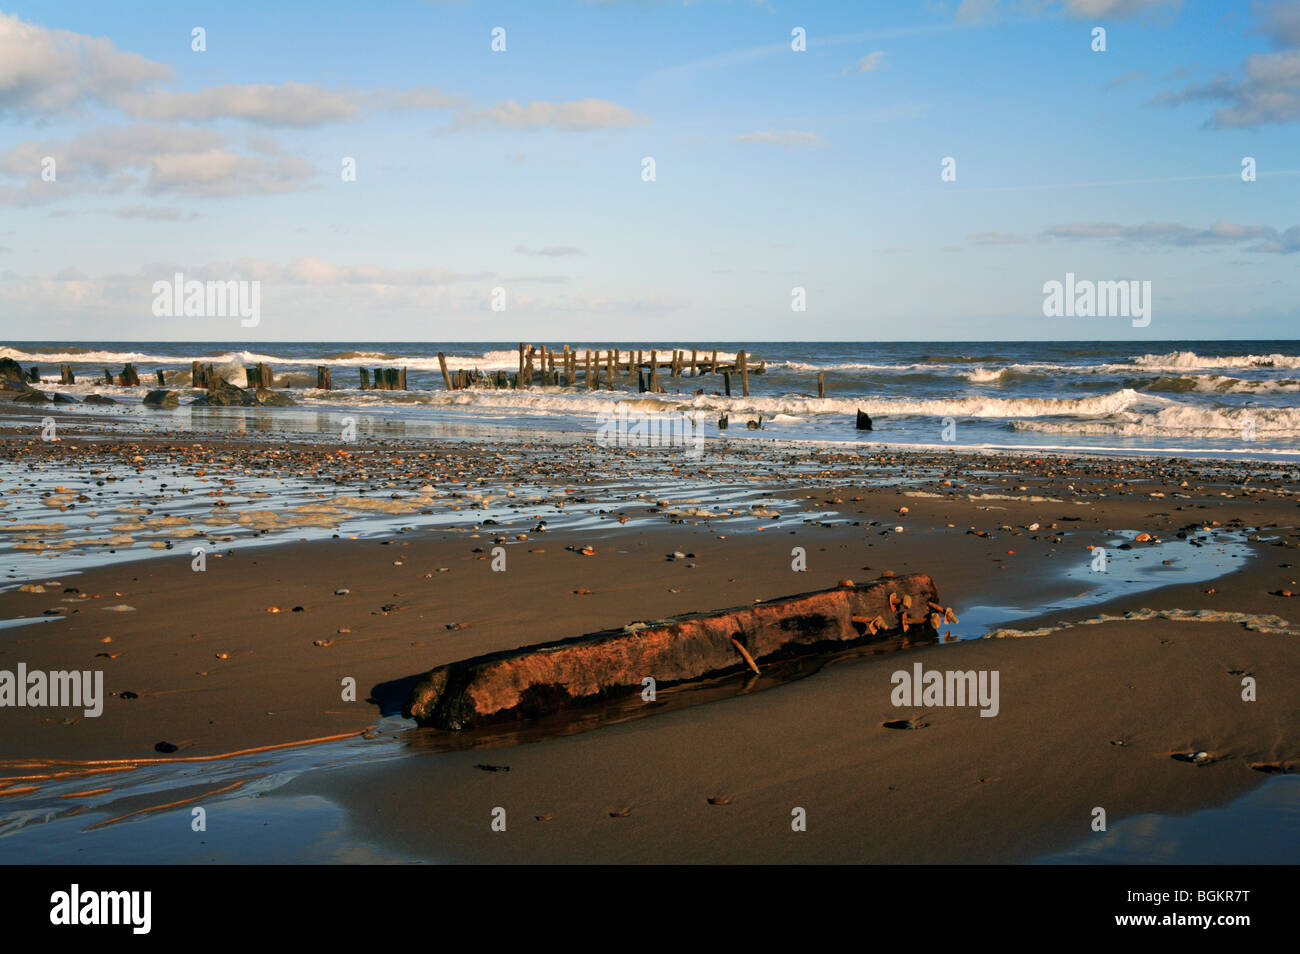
405, 574, 948, 730
437, 344, 766, 395
29, 346, 768, 396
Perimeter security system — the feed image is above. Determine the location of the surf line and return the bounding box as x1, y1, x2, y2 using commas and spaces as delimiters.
0, 665, 103, 717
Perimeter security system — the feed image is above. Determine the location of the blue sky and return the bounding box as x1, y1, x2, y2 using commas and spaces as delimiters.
0, 0, 1297, 341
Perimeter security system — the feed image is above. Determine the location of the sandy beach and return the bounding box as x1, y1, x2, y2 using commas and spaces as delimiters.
1, 405, 1295, 863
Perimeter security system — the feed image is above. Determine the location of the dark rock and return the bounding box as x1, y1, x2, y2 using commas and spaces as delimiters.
154, 741, 178, 753
83, 394, 118, 405
52, 392, 79, 403
0, 357, 32, 393
856, 409, 873, 430
190, 376, 257, 406
255, 387, 296, 406
11, 389, 51, 403
142, 389, 179, 408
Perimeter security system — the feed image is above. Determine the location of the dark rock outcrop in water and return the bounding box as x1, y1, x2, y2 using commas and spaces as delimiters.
189, 376, 257, 407
856, 409, 873, 430
255, 387, 296, 406
405, 575, 941, 730
142, 389, 179, 408
83, 394, 118, 405
11, 389, 51, 403
1, 357, 33, 394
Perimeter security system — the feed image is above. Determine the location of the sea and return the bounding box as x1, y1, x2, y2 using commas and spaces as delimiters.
5, 340, 1300, 460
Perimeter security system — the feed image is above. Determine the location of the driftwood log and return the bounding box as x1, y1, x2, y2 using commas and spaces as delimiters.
405, 574, 939, 730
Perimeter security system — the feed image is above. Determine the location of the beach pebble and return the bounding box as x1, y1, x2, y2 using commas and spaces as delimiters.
154, 741, 178, 754
334, 588, 350, 595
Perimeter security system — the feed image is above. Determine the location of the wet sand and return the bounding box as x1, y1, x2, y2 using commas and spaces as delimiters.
1, 414, 1297, 862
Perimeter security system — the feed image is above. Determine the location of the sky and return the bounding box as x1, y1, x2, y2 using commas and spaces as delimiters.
0, 0, 1297, 342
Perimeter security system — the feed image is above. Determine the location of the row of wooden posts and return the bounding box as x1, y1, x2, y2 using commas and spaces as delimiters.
435, 345, 766, 395
38, 346, 779, 397
313, 366, 409, 390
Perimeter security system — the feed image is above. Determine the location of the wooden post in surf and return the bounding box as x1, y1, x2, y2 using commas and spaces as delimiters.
606, 350, 614, 391
438, 353, 452, 390
738, 351, 749, 396
711, 350, 718, 375
316, 366, 331, 390
585, 351, 594, 389
156, 370, 166, 387
104, 369, 113, 384
516, 343, 526, 389
818, 372, 825, 399
359, 368, 370, 390
724, 372, 732, 396
649, 350, 658, 393
60, 365, 75, 385
690, 350, 698, 376
398, 367, 407, 390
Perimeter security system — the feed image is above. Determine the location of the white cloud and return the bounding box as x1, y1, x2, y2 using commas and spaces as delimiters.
458, 98, 648, 131
734, 130, 827, 148
515, 245, 584, 256
1155, 47, 1300, 127
0, 124, 318, 203
0, 11, 172, 116
114, 82, 360, 126
842, 51, 887, 75
1044, 220, 1300, 253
